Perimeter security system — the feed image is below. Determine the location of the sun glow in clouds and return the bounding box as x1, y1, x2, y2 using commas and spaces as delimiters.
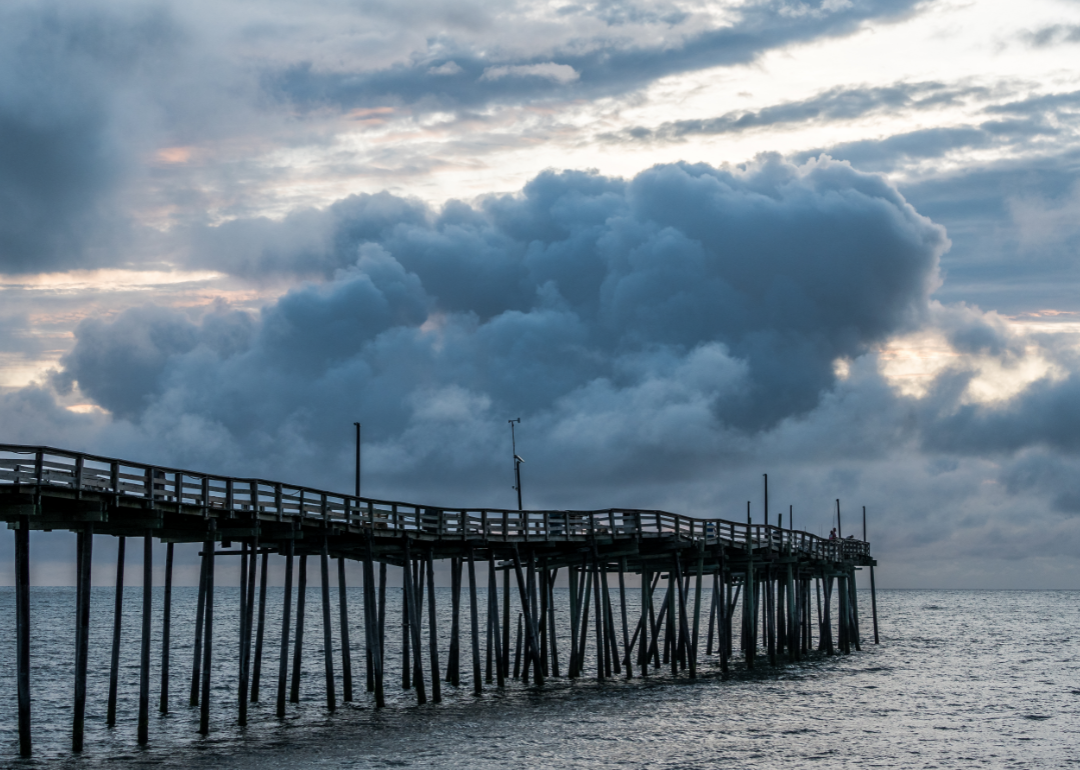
878, 323, 1071, 404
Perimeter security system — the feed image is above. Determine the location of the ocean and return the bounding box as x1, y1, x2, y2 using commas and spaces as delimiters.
0, 587, 1076, 769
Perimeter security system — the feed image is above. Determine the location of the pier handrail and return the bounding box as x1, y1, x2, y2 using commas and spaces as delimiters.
0, 444, 870, 560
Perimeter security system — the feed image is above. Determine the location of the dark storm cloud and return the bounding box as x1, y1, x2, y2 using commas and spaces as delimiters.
0, 4, 168, 273
262, 0, 925, 115
51, 157, 946, 497
607, 82, 988, 142
920, 372, 1080, 457
53, 304, 254, 419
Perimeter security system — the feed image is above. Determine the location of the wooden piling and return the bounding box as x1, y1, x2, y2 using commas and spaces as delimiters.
568, 565, 580, 677
488, 555, 505, 687
467, 547, 482, 696
674, 555, 691, 677
138, 533, 152, 744
252, 550, 269, 702
72, 525, 93, 752
107, 536, 125, 728
601, 562, 619, 676
365, 551, 375, 693
706, 569, 717, 657
378, 561, 387, 686
447, 556, 461, 686
513, 613, 523, 679
401, 558, 411, 690
512, 546, 544, 685
765, 566, 776, 666
485, 563, 495, 684
426, 548, 441, 703
849, 567, 862, 652
161, 542, 174, 714
15, 517, 31, 757
690, 549, 703, 679
403, 542, 426, 705
522, 556, 536, 681
320, 543, 337, 710
239, 540, 249, 710
637, 567, 650, 675
786, 560, 797, 662
647, 579, 669, 669
238, 541, 251, 725
870, 564, 880, 644
837, 572, 849, 654
338, 557, 353, 702
244, 536, 258, 694
290, 554, 307, 703
537, 561, 548, 678
548, 567, 560, 678
814, 578, 820, 653
745, 532, 755, 670
199, 521, 215, 736
190, 540, 207, 707
592, 552, 605, 681
502, 566, 511, 682
362, 537, 385, 707
276, 540, 294, 718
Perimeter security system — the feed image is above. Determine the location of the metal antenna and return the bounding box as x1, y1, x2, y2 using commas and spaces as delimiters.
353, 422, 361, 498
509, 419, 523, 510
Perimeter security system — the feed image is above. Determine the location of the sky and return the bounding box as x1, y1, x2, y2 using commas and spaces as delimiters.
3, 0, 1080, 588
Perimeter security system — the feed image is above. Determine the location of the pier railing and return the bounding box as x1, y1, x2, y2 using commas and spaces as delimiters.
0, 444, 869, 560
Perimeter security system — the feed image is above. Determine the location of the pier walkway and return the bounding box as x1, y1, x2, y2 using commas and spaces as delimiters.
0, 443, 878, 757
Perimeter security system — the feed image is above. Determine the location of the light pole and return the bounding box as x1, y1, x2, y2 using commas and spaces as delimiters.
353, 422, 361, 498
509, 419, 523, 510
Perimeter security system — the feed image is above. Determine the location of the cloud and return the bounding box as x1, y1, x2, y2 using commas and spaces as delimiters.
480, 63, 580, 84
1021, 24, 1080, 47
428, 61, 464, 76
45, 157, 946, 496
608, 82, 990, 142
262, 0, 925, 115
0, 3, 157, 273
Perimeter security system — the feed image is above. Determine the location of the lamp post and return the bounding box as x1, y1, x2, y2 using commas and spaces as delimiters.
509, 419, 523, 511
353, 423, 361, 498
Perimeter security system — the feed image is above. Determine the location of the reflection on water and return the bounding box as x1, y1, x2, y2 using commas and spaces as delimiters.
0, 588, 1077, 769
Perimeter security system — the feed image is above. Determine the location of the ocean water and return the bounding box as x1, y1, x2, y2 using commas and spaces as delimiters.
0, 587, 1077, 769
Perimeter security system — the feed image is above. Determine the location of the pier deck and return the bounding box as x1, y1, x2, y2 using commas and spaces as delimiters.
1, 443, 877, 757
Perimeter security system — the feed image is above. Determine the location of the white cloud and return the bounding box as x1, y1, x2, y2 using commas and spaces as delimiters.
428, 61, 463, 76
479, 62, 580, 84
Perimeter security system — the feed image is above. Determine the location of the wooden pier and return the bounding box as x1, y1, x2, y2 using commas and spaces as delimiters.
0, 444, 877, 757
